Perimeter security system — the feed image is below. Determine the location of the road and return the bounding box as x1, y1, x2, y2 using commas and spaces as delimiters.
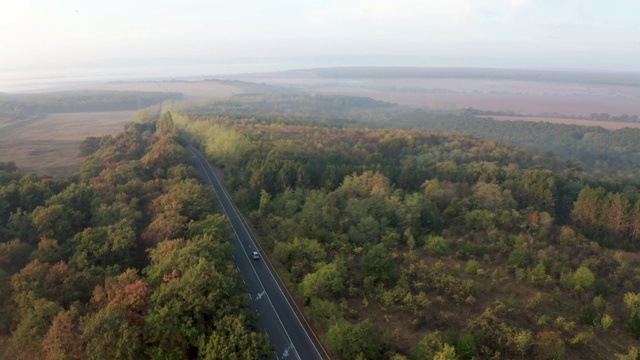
187, 146, 325, 360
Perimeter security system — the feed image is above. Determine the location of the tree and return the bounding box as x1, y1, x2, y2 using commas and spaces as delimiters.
341, 171, 391, 198
32, 204, 79, 241
6, 298, 62, 359
201, 315, 274, 360
79, 137, 102, 157
0, 239, 32, 273
90, 269, 149, 326
156, 112, 175, 136
455, 333, 477, 359
42, 306, 84, 360
512, 169, 557, 215
135, 109, 154, 123
326, 319, 381, 360
299, 260, 347, 302
606, 193, 629, 239
140, 137, 188, 178
629, 200, 640, 246
6, 208, 37, 244
627, 308, 640, 339
571, 266, 595, 291
362, 244, 398, 288
470, 182, 516, 213
82, 305, 143, 360
433, 344, 457, 360
412, 331, 446, 360
143, 236, 245, 358
579, 304, 598, 326
33, 237, 62, 264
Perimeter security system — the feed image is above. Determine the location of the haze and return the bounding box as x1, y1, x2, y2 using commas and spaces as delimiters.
2, 0, 640, 90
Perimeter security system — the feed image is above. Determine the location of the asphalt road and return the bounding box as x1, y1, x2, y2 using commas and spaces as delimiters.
187, 146, 325, 360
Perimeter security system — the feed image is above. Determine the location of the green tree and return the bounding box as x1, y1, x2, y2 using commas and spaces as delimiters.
434, 344, 457, 360
362, 243, 398, 288
627, 308, 640, 339
156, 111, 175, 136
299, 260, 347, 302
579, 304, 598, 326
411, 331, 446, 360
326, 319, 381, 360
6, 298, 62, 359
455, 333, 477, 359
82, 305, 143, 360
571, 266, 595, 291
32, 204, 79, 241
201, 315, 274, 360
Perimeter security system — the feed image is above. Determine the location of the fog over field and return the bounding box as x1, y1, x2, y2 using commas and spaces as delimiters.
2, 1, 640, 92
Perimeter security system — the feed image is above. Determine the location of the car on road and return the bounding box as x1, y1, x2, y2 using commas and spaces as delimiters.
252, 251, 260, 260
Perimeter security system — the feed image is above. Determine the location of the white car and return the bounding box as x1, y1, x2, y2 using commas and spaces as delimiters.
252, 251, 260, 260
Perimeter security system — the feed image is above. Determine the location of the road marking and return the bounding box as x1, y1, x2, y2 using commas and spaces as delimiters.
187, 147, 304, 360
283, 344, 295, 358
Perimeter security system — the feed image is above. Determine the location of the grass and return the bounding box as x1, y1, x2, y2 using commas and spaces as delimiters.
0, 110, 135, 178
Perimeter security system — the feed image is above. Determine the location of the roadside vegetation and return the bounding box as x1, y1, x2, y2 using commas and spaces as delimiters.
0, 117, 272, 359
169, 94, 640, 359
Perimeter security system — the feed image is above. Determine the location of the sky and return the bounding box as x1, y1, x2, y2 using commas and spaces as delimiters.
2, 0, 640, 80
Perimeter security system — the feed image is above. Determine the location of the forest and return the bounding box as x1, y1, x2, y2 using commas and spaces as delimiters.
2, 89, 640, 359
170, 101, 640, 359
0, 117, 272, 359
163, 92, 640, 181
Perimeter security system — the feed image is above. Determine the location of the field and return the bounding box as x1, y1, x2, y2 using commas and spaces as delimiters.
478, 115, 640, 130
0, 78, 248, 178
226, 69, 640, 117
5, 68, 640, 178
70, 79, 245, 98
0, 111, 135, 178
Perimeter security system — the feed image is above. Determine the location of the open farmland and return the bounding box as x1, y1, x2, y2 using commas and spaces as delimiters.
0, 111, 134, 177
225, 68, 640, 117
71, 79, 245, 99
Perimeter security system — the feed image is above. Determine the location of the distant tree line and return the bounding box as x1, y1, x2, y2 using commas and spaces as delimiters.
0, 90, 183, 119
464, 108, 640, 123
308, 67, 640, 87
163, 93, 640, 181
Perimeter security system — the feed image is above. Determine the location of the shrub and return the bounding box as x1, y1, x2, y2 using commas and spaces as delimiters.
465, 260, 480, 275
